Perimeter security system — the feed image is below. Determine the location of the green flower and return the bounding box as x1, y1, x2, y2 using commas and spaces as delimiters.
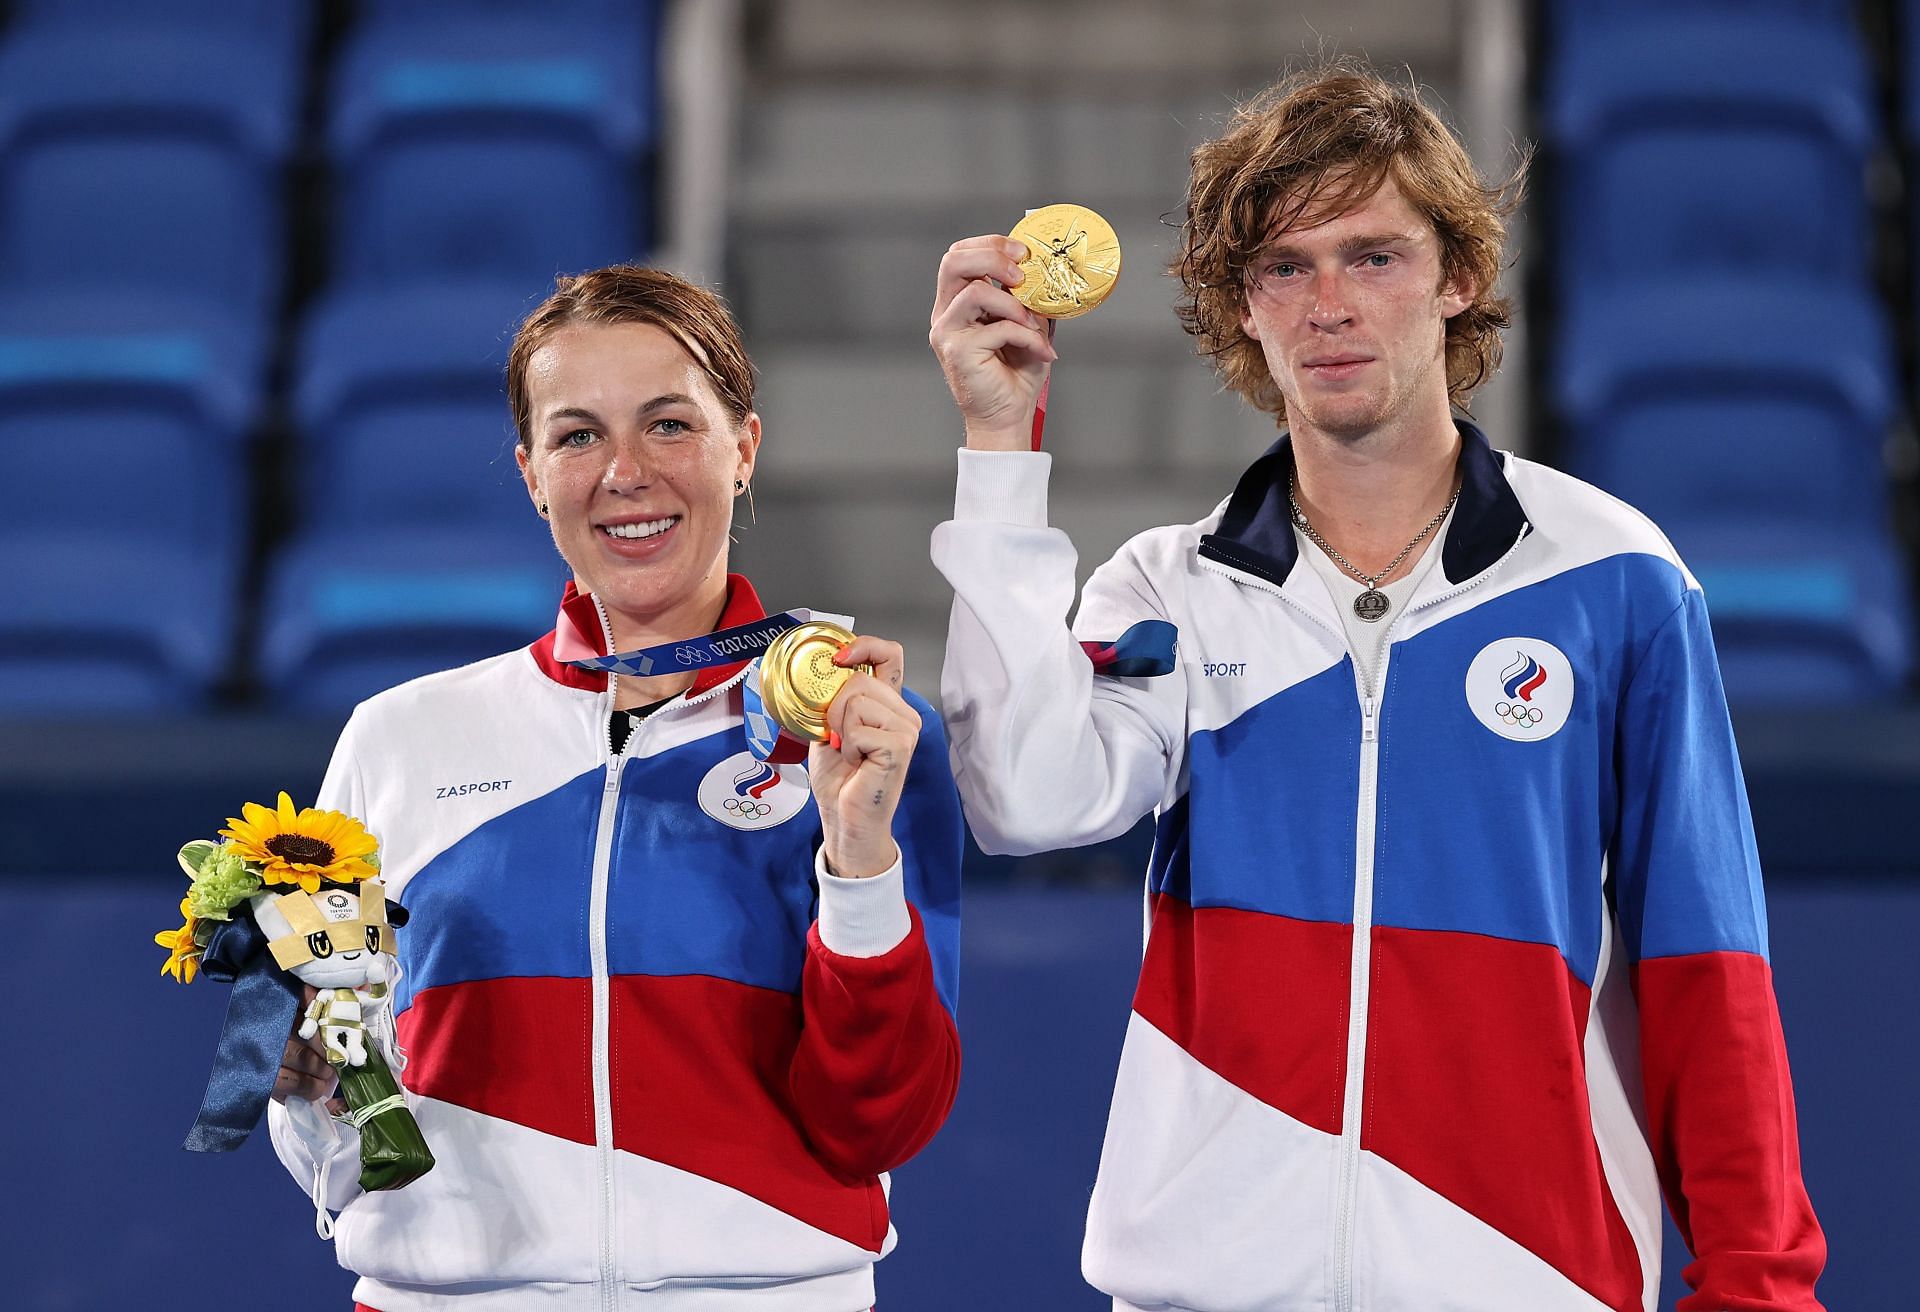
186, 844, 263, 920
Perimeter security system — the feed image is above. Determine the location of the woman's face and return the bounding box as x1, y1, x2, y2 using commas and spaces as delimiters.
517, 321, 759, 635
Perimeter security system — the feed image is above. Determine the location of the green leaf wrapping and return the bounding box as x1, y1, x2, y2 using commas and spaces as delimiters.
337, 1050, 435, 1192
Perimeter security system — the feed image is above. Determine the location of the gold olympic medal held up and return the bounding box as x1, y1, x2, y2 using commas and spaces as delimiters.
758, 621, 871, 742
1008, 204, 1122, 319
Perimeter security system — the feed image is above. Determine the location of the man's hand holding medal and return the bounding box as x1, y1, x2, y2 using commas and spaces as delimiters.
931, 204, 1121, 452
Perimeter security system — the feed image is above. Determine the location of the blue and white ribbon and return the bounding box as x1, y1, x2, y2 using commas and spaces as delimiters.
565, 608, 848, 678
742, 659, 784, 761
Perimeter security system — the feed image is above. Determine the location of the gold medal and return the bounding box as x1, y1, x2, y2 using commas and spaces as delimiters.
1008, 204, 1122, 319
757, 621, 870, 742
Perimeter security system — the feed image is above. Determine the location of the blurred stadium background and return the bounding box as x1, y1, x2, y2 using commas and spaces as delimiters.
4, 0, 1916, 1307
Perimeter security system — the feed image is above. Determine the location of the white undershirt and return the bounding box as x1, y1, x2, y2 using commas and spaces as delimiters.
1292, 499, 1457, 696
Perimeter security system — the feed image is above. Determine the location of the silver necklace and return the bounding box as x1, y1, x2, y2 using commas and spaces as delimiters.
1288, 473, 1460, 623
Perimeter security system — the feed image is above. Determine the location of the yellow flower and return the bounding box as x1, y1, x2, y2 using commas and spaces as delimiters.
220, 791, 379, 894
155, 896, 202, 984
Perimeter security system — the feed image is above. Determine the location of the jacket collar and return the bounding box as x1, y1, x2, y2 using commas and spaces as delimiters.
1196, 418, 1529, 590
530, 573, 771, 695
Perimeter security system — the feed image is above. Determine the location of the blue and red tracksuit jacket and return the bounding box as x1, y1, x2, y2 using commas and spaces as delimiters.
270, 575, 962, 1312
934, 422, 1824, 1311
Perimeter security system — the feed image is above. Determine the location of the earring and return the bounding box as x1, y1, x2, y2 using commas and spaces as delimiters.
537, 500, 549, 518
733, 479, 745, 492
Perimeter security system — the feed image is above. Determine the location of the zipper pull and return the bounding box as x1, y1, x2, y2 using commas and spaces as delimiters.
1362, 695, 1377, 742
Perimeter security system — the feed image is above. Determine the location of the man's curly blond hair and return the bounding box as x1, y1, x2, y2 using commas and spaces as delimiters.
1175, 63, 1526, 421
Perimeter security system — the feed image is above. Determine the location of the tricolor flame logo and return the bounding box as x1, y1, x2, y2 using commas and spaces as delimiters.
732, 760, 781, 799
1500, 651, 1549, 702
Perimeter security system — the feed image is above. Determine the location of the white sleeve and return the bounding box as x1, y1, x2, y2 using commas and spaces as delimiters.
316, 706, 370, 818
267, 1094, 363, 1213
932, 447, 1185, 855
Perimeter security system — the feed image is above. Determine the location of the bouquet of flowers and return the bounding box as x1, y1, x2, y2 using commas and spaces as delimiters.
159, 793, 433, 1204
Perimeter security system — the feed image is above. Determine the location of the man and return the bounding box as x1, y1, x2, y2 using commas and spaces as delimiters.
927, 65, 1824, 1311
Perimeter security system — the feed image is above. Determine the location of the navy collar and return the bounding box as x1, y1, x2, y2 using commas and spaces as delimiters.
1196, 419, 1530, 589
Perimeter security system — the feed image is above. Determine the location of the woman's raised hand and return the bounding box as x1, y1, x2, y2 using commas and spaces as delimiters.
929, 235, 1058, 451
808, 635, 921, 879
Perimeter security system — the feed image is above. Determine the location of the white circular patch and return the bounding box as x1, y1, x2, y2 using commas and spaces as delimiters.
1465, 638, 1575, 742
698, 752, 812, 830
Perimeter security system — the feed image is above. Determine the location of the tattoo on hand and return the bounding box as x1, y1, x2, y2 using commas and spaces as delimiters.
872, 789, 885, 806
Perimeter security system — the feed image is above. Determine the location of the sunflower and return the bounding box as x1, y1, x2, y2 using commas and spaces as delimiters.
155, 896, 203, 984
220, 791, 379, 894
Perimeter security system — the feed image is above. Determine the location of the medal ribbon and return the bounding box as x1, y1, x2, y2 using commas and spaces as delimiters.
742, 658, 805, 763
565, 611, 818, 677
567, 609, 851, 765
1080, 618, 1179, 677
1031, 317, 1056, 450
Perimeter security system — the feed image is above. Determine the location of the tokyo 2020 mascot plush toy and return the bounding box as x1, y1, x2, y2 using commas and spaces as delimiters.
157, 793, 433, 1233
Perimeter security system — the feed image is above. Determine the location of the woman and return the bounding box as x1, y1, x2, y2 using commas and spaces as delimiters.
267, 266, 964, 1311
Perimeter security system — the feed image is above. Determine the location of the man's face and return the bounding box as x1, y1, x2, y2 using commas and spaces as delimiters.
1238, 174, 1472, 442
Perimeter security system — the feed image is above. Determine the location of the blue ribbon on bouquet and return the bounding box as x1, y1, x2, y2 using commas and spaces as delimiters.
1079, 619, 1179, 678
182, 915, 304, 1153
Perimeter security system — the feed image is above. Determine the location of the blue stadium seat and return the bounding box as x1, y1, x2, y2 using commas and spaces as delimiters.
0, 291, 264, 576
0, 533, 232, 713
295, 283, 548, 551
1907, 0, 1920, 143
327, 10, 656, 289
1682, 525, 1913, 704
1545, 13, 1876, 293
1554, 279, 1895, 531
1550, 0, 1858, 30
259, 530, 567, 713
12, 0, 310, 68
360, 0, 647, 17
0, 26, 297, 316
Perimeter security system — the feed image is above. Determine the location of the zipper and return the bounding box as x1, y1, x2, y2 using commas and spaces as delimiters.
1203, 529, 1527, 1312
590, 751, 622, 1312
583, 595, 758, 1311
586, 595, 622, 1312
1332, 637, 1391, 1312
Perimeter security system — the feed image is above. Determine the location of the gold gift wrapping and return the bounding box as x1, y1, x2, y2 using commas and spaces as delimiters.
1008, 204, 1122, 319
758, 621, 870, 742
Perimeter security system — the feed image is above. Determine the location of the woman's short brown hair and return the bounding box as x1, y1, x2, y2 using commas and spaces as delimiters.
1175, 62, 1526, 421
508, 264, 756, 449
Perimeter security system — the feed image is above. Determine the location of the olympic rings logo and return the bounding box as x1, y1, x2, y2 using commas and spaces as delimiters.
724, 797, 774, 821
1492, 700, 1545, 727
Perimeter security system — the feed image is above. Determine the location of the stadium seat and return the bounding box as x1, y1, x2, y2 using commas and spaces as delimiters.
359, 0, 647, 17
0, 291, 265, 576
1554, 279, 1895, 531
11, 0, 310, 68
0, 532, 233, 713
1550, 0, 1858, 30
0, 26, 298, 317
327, 9, 657, 289
258, 529, 567, 713
1681, 524, 1913, 704
1545, 13, 1876, 293
295, 282, 549, 550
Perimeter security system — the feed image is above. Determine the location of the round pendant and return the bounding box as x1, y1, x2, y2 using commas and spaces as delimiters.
1353, 590, 1390, 623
